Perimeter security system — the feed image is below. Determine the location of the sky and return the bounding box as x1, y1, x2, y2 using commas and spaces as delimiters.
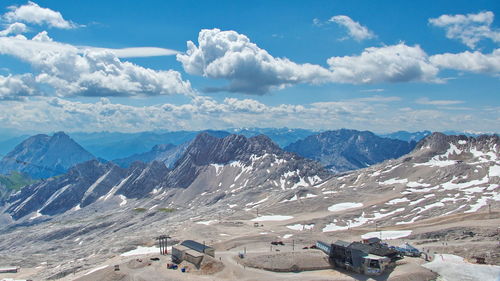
0, 0, 499, 136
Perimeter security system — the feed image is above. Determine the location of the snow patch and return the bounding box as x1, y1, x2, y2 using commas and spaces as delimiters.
196, 220, 217, 225
121, 246, 168, 256
328, 202, 363, 212
119, 195, 127, 206
286, 224, 314, 231
423, 254, 500, 281
251, 215, 293, 222
379, 178, 408, 185
84, 265, 109, 276
361, 230, 412, 240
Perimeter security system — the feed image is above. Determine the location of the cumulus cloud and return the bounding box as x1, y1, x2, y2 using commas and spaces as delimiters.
0, 95, 497, 133
176, 28, 334, 95
0, 22, 27, 36
416, 97, 464, 105
3, 1, 78, 29
83, 47, 179, 58
0, 32, 193, 97
0, 74, 37, 100
177, 29, 445, 94
329, 15, 375, 41
429, 11, 500, 49
327, 43, 440, 83
430, 49, 500, 74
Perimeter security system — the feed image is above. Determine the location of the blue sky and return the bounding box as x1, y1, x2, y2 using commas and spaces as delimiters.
0, 0, 499, 135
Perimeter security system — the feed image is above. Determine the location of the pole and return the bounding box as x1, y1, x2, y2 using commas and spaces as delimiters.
292, 240, 295, 251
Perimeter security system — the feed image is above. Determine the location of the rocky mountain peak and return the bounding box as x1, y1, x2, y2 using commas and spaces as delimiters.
285, 129, 415, 173
184, 133, 282, 166
0, 132, 96, 179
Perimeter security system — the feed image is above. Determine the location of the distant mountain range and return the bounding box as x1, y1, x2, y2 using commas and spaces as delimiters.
4, 133, 328, 219
285, 129, 416, 173
0, 132, 96, 179
69, 130, 231, 160
379, 130, 432, 142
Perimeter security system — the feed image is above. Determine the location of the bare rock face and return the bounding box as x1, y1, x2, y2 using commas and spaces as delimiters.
285, 129, 416, 173
0, 132, 96, 179
2, 132, 329, 220
165, 133, 286, 188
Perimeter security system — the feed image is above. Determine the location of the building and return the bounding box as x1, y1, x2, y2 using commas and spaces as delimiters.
172, 240, 215, 268
181, 240, 215, 257
316, 240, 402, 276
0, 266, 19, 273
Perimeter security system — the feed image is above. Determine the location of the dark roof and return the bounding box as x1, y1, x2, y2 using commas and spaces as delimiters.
181, 240, 213, 253
333, 240, 351, 247
348, 242, 399, 257
364, 237, 381, 244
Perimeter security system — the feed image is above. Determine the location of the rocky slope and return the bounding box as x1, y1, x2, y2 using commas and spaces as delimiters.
285, 129, 416, 173
2, 133, 329, 221
0, 133, 498, 280
0, 132, 96, 179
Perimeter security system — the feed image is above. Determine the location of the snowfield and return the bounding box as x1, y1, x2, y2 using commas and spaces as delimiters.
361, 230, 412, 240
327, 202, 363, 212
286, 223, 315, 231
423, 254, 500, 281
120, 246, 169, 256
251, 215, 293, 222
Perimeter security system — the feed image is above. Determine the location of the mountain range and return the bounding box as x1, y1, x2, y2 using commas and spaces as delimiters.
285, 129, 416, 173
0, 131, 498, 280
3, 132, 328, 220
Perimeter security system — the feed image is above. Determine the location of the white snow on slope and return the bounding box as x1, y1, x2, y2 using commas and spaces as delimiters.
361, 230, 412, 240
386, 198, 410, 205
119, 195, 127, 206
328, 202, 363, 212
423, 254, 500, 281
489, 165, 500, 177
287, 224, 315, 231
121, 246, 170, 256
29, 210, 42, 220
323, 208, 405, 232
251, 215, 293, 222
196, 220, 217, 225
83, 265, 109, 276
380, 178, 408, 185
211, 163, 224, 176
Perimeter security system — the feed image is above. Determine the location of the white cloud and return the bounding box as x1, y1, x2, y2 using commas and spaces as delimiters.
0, 95, 497, 133
176, 28, 334, 95
329, 15, 375, 41
0, 74, 37, 100
416, 97, 464, 105
0, 22, 27, 36
0, 32, 193, 97
82, 47, 179, 58
430, 49, 500, 74
327, 43, 440, 83
177, 30, 445, 94
4, 1, 78, 29
359, 88, 385, 93
429, 11, 500, 49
